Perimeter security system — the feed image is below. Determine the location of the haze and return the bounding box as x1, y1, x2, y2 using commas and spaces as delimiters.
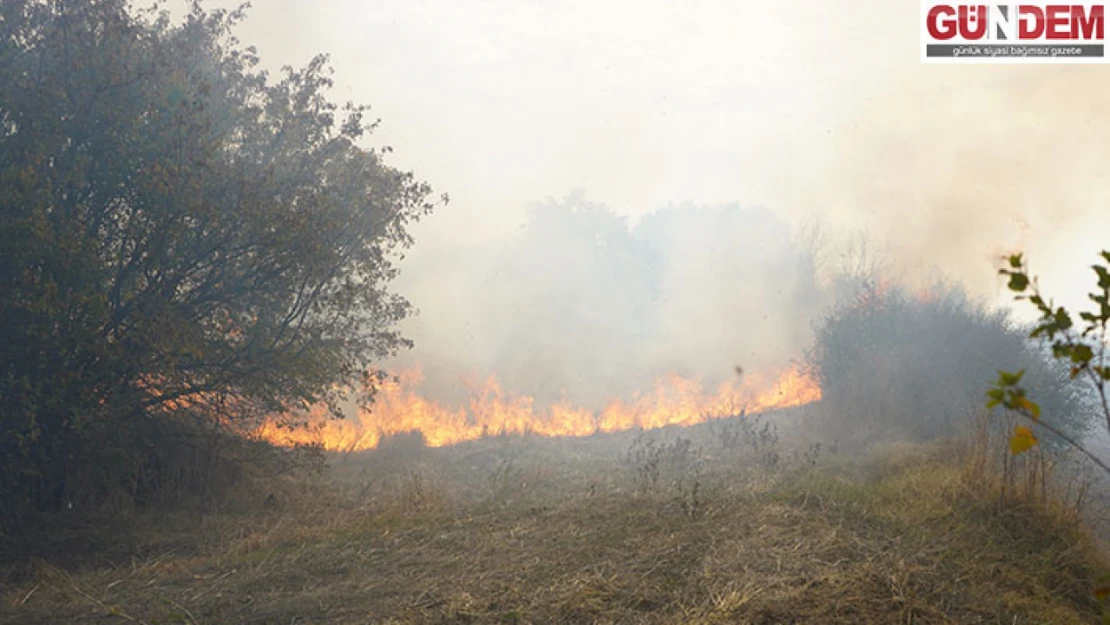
192, 0, 1110, 407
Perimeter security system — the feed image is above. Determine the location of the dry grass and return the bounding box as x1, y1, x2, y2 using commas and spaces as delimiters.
1, 415, 1107, 624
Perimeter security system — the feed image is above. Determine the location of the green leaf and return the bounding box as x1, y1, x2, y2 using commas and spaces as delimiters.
1072, 344, 1094, 365
1094, 265, 1110, 290
1010, 426, 1038, 455
1054, 307, 1073, 329
1007, 273, 1029, 292
997, 370, 1025, 387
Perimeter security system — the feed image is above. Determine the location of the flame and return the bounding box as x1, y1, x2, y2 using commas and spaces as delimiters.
254, 364, 822, 452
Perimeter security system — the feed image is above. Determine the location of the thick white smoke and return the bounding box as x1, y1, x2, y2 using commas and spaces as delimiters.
186, 0, 1110, 408
387, 193, 825, 409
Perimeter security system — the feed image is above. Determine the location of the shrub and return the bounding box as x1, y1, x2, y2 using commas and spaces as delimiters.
807, 279, 1093, 445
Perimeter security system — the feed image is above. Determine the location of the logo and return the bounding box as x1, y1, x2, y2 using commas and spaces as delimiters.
921, 2, 1107, 62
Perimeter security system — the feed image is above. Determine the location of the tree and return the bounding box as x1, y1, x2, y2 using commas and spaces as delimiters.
989, 251, 1110, 470
0, 0, 442, 526
987, 250, 1110, 620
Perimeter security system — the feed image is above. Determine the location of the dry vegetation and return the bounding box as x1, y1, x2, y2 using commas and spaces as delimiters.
2, 408, 1108, 625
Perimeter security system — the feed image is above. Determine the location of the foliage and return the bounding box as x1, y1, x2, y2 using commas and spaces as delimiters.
0, 0, 440, 531
808, 277, 1092, 444
989, 252, 1110, 466
986, 250, 1110, 620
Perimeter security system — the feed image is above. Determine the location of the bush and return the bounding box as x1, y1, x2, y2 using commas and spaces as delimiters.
807, 279, 1093, 445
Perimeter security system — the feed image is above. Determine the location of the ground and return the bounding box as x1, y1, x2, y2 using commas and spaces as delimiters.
1, 410, 1107, 624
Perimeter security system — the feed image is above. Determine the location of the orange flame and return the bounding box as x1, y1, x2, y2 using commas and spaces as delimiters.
254, 365, 822, 452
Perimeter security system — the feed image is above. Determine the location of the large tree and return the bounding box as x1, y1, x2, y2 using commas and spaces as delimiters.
0, 1, 441, 521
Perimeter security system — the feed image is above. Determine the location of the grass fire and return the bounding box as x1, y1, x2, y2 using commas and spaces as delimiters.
254, 365, 821, 451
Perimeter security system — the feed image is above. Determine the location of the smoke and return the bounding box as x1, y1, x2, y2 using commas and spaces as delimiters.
784, 65, 1110, 306
182, 0, 1110, 408
387, 193, 824, 409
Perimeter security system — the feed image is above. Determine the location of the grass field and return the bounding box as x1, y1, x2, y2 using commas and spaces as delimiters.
2, 409, 1108, 624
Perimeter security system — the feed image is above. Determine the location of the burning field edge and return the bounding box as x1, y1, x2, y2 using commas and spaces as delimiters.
253, 364, 821, 452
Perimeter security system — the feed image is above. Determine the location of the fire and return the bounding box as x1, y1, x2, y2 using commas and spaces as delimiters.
254, 364, 822, 452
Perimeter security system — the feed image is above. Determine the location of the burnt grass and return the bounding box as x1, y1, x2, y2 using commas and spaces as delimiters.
2, 408, 1108, 624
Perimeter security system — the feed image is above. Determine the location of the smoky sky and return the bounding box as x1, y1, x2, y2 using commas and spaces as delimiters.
182, 0, 1110, 405
387, 193, 824, 408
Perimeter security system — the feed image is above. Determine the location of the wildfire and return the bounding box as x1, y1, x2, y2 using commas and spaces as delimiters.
254, 364, 822, 452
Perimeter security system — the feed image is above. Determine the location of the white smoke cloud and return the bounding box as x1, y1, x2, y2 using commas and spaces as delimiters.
187, 0, 1109, 405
